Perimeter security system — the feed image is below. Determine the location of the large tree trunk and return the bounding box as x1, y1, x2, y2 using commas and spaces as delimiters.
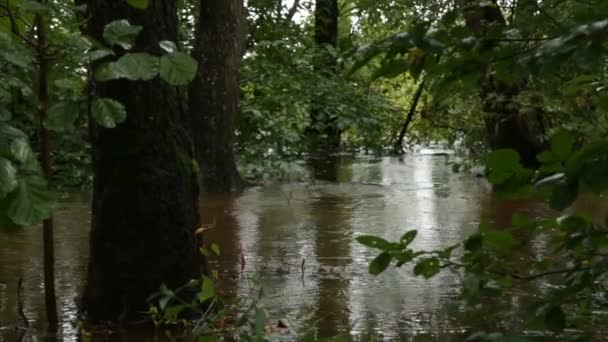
307, 0, 341, 154
460, 0, 543, 167
82, 0, 202, 322
189, 0, 244, 193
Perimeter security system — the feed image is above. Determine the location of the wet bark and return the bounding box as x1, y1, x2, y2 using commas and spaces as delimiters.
460, 0, 543, 167
307, 0, 341, 154
189, 0, 245, 193
394, 79, 425, 154
82, 0, 202, 322
34, 12, 58, 328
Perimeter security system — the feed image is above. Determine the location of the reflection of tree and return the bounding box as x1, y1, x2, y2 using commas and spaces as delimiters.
201, 194, 241, 298
311, 193, 353, 338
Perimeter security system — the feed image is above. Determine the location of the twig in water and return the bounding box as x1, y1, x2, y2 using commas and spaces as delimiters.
17, 277, 29, 329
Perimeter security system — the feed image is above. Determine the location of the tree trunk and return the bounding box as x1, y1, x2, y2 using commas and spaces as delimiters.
82, 0, 202, 322
460, 0, 543, 167
308, 0, 341, 154
189, 0, 244, 193
34, 12, 58, 328
394, 79, 425, 154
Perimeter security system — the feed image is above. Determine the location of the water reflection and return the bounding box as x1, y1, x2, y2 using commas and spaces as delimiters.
3, 154, 590, 341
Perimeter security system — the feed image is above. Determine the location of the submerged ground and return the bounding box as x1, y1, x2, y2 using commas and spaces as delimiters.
1, 151, 585, 341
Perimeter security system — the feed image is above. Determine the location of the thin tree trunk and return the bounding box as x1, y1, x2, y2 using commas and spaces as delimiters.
394, 79, 425, 154
189, 0, 244, 193
82, 0, 202, 322
34, 12, 58, 328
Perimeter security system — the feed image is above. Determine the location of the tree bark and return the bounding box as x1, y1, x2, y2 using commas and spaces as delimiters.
307, 0, 341, 154
189, 0, 245, 193
82, 0, 202, 322
34, 12, 58, 328
460, 0, 543, 167
394, 79, 425, 154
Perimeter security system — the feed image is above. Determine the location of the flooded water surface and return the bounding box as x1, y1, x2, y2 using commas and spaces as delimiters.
0, 154, 557, 341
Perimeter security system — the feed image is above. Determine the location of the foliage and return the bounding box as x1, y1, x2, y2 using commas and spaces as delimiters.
359, 131, 608, 339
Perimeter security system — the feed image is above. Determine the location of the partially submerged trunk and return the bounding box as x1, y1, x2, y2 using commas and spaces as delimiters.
460, 0, 544, 167
307, 0, 341, 154
394, 79, 425, 154
82, 0, 201, 322
189, 0, 245, 193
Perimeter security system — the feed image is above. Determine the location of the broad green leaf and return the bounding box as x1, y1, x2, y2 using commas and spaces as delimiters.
102, 20, 143, 50
211, 243, 221, 256
0, 158, 17, 199
486, 149, 522, 184
369, 252, 392, 275
8, 176, 55, 226
88, 49, 113, 62
400, 230, 418, 246
356, 235, 399, 250
254, 308, 267, 338
47, 101, 80, 132
483, 230, 519, 253
550, 131, 574, 161
159, 40, 177, 53
92, 98, 127, 128
373, 58, 409, 79
159, 52, 198, 86
10, 139, 33, 164
464, 234, 483, 253
582, 159, 608, 193
198, 276, 215, 303
549, 182, 578, 210
414, 257, 440, 279
0, 108, 10, 121
113, 53, 160, 81
126, 0, 149, 9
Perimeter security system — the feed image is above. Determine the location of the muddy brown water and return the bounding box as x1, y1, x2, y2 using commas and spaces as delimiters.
0, 154, 588, 341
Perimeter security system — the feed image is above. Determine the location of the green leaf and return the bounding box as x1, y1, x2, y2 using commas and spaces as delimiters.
7, 176, 55, 226
550, 131, 574, 161
113, 53, 160, 81
19, 1, 49, 14
369, 252, 392, 275
126, 0, 149, 9
211, 243, 221, 256
414, 257, 440, 279
88, 49, 113, 62
549, 182, 578, 210
0, 108, 11, 121
400, 230, 417, 246
198, 277, 215, 303
47, 101, 80, 132
254, 308, 267, 338
464, 234, 483, 253
0, 158, 17, 199
159, 52, 198, 86
582, 159, 608, 194
483, 230, 519, 253
102, 20, 143, 50
373, 58, 410, 79
544, 305, 566, 333
159, 40, 177, 53
92, 98, 127, 128
356, 235, 399, 250
10, 139, 33, 164
486, 149, 522, 184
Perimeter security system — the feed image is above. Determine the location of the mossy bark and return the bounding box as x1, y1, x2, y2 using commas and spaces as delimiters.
82, 0, 202, 322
